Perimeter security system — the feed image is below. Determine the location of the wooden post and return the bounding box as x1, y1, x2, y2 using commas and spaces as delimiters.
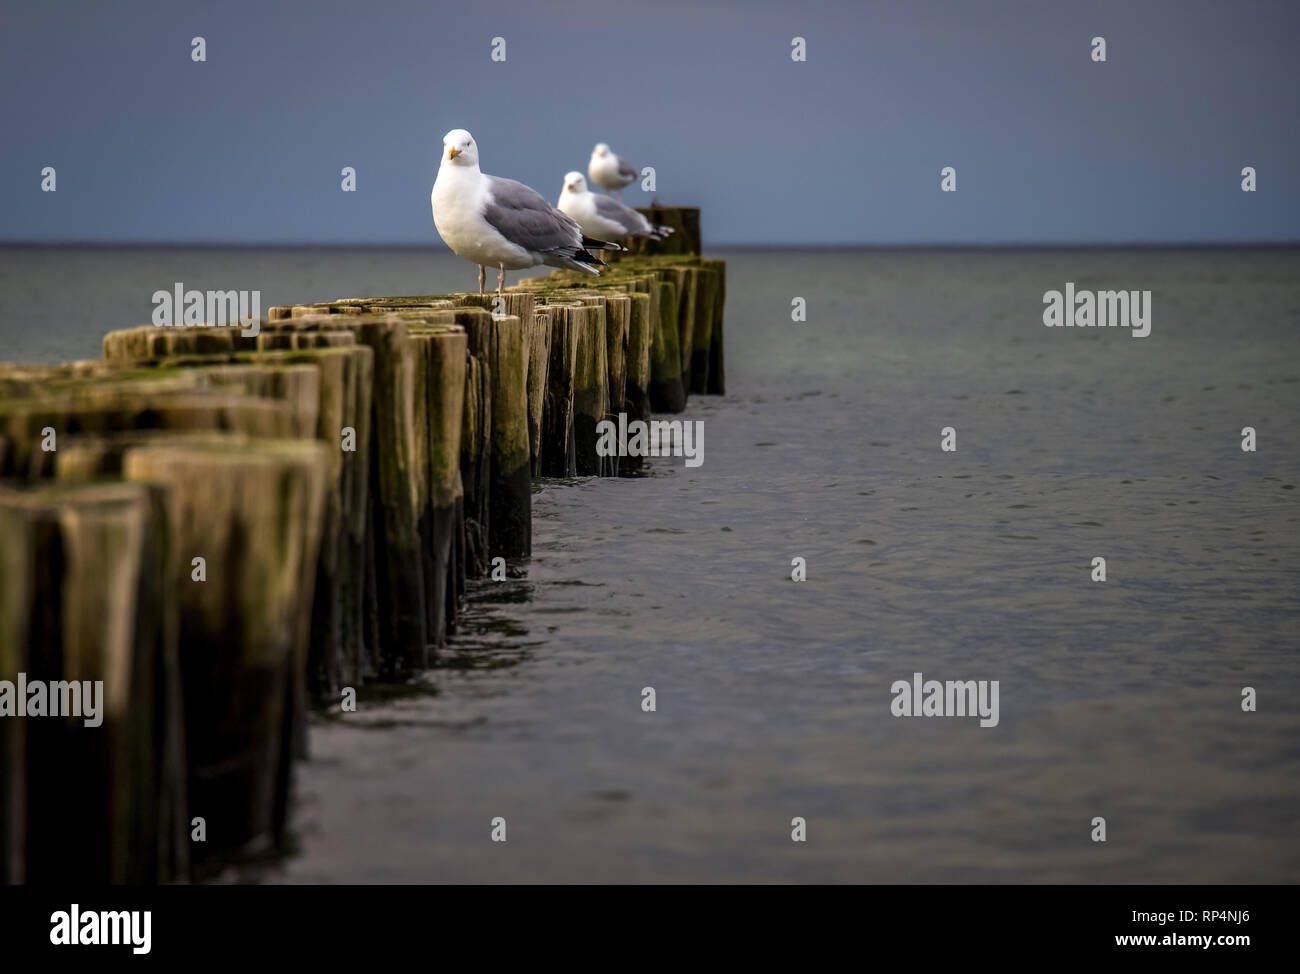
539, 302, 582, 478
120, 437, 327, 864
103, 325, 240, 362
252, 347, 374, 697
0, 481, 187, 883
689, 265, 720, 395
408, 324, 466, 644
600, 293, 630, 418
669, 267, 698, 397
624, 290, 653, 423
459, 348, 491, 576
455, 310, 532, 559
572, 296, 610, 476
453, 291, 536, 323
700, 258, 727, 395
648, 280, 686, 413
340, 317, 427, 674
273, 312, 426, 677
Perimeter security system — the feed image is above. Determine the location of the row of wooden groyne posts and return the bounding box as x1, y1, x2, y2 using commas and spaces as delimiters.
0, 209, 724, 883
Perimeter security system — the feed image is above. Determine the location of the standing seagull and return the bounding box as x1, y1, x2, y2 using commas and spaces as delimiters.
557, 173, 674, 241
432, 129, 623, 296
588, 143, 638, 198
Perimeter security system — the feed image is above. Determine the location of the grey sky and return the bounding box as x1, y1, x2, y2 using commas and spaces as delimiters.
2, 0, 1296, 245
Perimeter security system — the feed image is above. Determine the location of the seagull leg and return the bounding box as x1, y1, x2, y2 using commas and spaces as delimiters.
478, 265, 486, 295
497, 264, 506, 297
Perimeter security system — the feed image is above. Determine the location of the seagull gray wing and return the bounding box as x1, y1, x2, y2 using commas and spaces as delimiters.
483, 176, 584, 255
592, 193, 649, 234
616, 158, 638, 182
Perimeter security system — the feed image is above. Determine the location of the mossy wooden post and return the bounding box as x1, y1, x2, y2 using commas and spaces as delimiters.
102, 325, 240, 362
409, 325, 466, 644
524, 310, 551, 477
599, 293, 630, 418
339, 346, 374, 674
649, 280, 686, 413
688, 264, 719, 395
572, 297, 610, 476
263, 312, 420, 677
0, 482, 187, 883
457, 295, 549, 480
700, 257, 726, 395
460, 348, 492, 576
624, 290, 653, 422
540, 302, 581, 477
255, 347, 373, 697
348, 317, 427, 673
121, 438, 327, 863
670, 267, 698, 396
456, 310, 532, 559
452, 291, 536, 323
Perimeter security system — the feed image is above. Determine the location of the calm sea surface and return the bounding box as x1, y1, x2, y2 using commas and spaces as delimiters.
2, 247, 1297, 882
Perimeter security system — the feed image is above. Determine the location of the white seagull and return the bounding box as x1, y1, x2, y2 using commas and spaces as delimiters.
432, 129, 623, 295
557, 172, 674, 242
588, 142, 638, 198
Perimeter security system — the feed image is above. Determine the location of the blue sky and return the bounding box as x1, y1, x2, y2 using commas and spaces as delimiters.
2, 0, 1297, 245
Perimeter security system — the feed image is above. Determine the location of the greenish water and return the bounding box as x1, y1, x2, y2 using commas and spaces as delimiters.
3, 247, 1297, 882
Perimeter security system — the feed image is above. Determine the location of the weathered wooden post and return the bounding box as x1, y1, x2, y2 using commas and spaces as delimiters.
408, 323, 467, 643
121, 437, 327, 863
599, 292, 630, 418
0, 481, 187, 883
572, 296, 610, 476
649, 280, 686, 413
103, 325, 239, 361
455, 310, 532, 559
624, 290, 654, 423
700, 258, 727, 395
460, 343, 492, 576
539, 302, 582, 478
689, 264, 720, 394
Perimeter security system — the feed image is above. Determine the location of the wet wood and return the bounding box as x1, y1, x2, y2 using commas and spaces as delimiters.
538, 302, 582, 478
455, 310, 532, 559
0, 481, 187, 883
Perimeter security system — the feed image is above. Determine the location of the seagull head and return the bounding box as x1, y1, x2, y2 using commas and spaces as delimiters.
562, 171, 588, 194
592, 143, 610, 158
442, 129, 478, 167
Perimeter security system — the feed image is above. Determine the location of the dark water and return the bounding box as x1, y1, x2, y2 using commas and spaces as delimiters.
3, 247, 1298, 882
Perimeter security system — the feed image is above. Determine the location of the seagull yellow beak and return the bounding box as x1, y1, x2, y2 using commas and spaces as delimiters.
448, 146, 461, 159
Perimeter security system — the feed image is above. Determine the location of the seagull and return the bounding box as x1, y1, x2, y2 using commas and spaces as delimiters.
557, 173, 674, 241
588, 143, 638, 199
432, 129, 624, 296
